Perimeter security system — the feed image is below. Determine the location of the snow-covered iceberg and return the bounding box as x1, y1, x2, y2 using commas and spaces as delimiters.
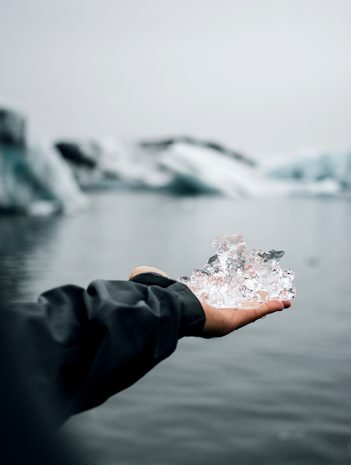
0, 108, 85, 214
140, 136, 256, 167
53, 136, 351, 198
54, 136, 267, 195
264, 150, 351, 196
55, 139, 127, 189
157, 142, 286, 197
55, 135, 285, 197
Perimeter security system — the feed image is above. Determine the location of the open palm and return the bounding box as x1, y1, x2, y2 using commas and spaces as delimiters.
201, 299, 291, 338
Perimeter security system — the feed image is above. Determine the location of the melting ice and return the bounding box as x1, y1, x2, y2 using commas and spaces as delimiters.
179, 234, 296, 308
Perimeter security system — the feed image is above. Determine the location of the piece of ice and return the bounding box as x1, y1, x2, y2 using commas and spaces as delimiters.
178, 234, 296, 308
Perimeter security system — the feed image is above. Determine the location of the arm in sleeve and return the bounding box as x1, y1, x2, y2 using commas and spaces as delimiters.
2, 273, 205, 424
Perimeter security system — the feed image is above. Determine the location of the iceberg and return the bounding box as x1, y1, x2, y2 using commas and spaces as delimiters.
140, 136, 256, 166
0, 108, 85, 214
53, 135, 280, 197
55, 139, 125, 189
59, 138, 350, 198
54, 138, 175, 190
158, 142, 287, 197
264, 150, 351, 196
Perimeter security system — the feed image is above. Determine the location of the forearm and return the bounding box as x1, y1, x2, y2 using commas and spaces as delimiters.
2, 274, 205, 424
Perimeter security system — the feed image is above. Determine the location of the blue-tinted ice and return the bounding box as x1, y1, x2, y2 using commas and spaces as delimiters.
179, 234, 296, 308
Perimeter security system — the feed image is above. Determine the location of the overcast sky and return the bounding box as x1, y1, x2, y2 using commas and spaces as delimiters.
1, 0, 351, 156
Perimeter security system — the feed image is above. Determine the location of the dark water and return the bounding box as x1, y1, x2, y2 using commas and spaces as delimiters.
1, 192, 351, 465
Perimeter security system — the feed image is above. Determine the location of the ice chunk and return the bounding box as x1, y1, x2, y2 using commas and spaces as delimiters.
178, 234, 296, 308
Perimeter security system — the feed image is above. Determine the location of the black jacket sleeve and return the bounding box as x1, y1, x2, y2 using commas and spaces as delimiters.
2, 273, 205, 425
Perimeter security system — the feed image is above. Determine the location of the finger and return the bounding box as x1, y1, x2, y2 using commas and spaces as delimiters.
257, 299, 286, 314
251, 300, 286, 322
225, 300, 285, 330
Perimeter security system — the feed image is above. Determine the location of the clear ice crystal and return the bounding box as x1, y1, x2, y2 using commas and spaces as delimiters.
178, 234, 296, 309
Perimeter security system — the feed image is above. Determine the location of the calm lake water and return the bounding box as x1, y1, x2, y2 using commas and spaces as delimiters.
1, 192, 351, 465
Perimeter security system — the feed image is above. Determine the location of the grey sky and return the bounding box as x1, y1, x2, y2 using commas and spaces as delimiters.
1, 0, 351, 155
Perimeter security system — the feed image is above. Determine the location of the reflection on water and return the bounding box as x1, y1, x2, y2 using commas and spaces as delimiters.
0, 215, 62, 303
1, 192, 351, 465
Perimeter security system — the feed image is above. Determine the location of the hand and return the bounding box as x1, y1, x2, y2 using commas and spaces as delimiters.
128, 266, 292, 338
201, 299, 291, 338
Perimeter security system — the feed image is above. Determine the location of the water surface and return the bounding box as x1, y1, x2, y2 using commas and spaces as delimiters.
1, 192, 350, 465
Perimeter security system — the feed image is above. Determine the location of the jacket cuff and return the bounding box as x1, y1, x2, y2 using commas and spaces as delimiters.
130, 272, 206, 337
130, 272, 175, 287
